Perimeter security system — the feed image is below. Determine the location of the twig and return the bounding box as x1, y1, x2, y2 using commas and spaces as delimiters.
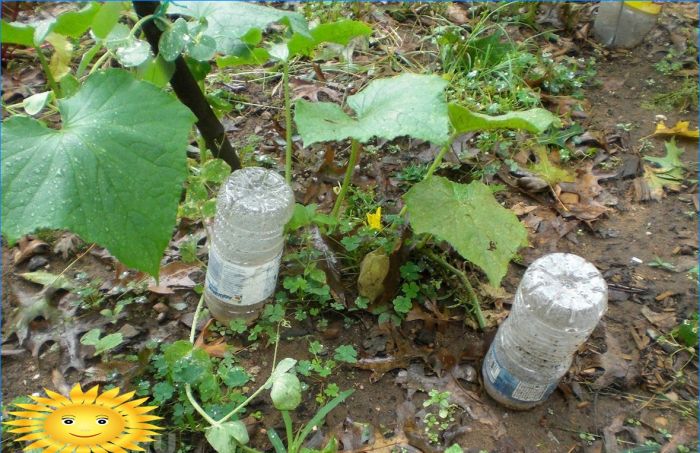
50, 243, 95, 288
421, 248, 486, 329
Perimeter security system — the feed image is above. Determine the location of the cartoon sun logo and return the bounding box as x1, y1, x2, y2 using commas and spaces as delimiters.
4, 384, 162, 452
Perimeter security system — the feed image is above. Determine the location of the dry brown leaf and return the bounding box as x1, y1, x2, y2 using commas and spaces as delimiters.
291, 79, 342, 102
584, 328, 639, 390
53, 233, 82, 259
395, 363, 505, 436
445, 4, 469, 25
194, 319, 241, 358
148, 261, 200, 294
509, 202, 538, 216
13, 237, 49, 265
641, 306, 677, 330
556, 163, 613, 221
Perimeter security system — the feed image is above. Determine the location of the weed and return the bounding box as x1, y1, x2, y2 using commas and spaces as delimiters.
422, 390, 458, 444
395, 163, 430, 185
80, 328, 123, 356
579, 432, 596, 444
653, 48, 696, 76
296, 340, 357, 380
648, 257, 677, 272
642, 77, 698, 112
234, 134, 265, 168
99, 297, 136, 324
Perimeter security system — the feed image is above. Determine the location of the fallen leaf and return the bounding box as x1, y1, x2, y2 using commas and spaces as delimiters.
603, 414, 646, 453
583, 327, 639, 390
13, 237, 49, 265
53, 233, 82, 259
291, 79, 342, 103
194, 319, 241, 358
446, 4, 469, 24
653, 120, 699, 140
355, 327, 431, 382
395, 363, 505, 436
655, 290, 678, 301
641, 306, 677, 330
4, 284, 61, 345
556, 163, 614, 221
529, 147, 575, 185
509, 202, 538, 216
19, 271, 75, 290
634, 140, 686, 201
148, 261, 200, 294
6, 282, 123, 373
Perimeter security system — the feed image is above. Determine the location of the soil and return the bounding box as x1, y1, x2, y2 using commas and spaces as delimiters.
1, 4, 698, 453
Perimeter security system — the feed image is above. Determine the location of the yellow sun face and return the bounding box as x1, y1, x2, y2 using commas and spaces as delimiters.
43, 404, 126, 445
4, 384, 162, 452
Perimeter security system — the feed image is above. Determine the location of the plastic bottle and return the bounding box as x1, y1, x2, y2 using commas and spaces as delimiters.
593, 1, 661, 49
482, 253, 607, 410
204, 167, 294, 324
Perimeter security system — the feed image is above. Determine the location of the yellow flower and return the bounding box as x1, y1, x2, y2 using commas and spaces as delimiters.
366, 207, 382, 231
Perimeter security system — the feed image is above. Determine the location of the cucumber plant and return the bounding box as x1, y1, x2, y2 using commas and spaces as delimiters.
294, 72, 559, 326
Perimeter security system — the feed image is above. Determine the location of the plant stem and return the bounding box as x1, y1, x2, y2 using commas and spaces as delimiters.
77, 43, 103, 78
283, 60, 293, 184
421, 248, 486, 329
35, 46, 61, 98
282, 411, 294, 451
88, 51, 110, 76
424, 136, 455, 180
184, 295, 219, 426
331, 139, 361, 218
128, 14, 155, 39
217, 332, 283, 425
240, 446, 263, 453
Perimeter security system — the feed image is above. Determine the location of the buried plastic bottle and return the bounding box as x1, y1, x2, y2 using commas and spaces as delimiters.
204, 167, 294, 324
482, 253, 608, 410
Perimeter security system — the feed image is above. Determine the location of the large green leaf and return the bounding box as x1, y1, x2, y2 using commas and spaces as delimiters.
405, 176, 528, 286
1, 2, 101, 46
449, 104, 559, 135
287, 20, 372, 57
270, 373, 302, 411
295, 73, 450, 146
206, 421, 249, 452
1, 20, 34, 46
1, 69, 196, 276
167, 2, 309, 54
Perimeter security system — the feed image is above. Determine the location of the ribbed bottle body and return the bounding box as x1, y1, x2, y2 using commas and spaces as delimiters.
483, 253, 607, 409
204, 168, 294, 323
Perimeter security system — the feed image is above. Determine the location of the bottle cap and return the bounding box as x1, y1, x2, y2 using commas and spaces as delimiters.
625, 1, 662, 15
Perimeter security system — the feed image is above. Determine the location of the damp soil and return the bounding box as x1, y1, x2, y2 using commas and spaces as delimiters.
2, 21, 698, 453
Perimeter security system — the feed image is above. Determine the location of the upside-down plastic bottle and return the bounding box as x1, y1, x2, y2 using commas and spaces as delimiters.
482, 253, 608, 410
204, 167, 294, 323
593, 1, 662, 49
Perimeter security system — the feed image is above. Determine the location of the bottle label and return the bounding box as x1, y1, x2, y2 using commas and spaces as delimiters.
483, 347, 557, 404
205, 245, 281, 306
